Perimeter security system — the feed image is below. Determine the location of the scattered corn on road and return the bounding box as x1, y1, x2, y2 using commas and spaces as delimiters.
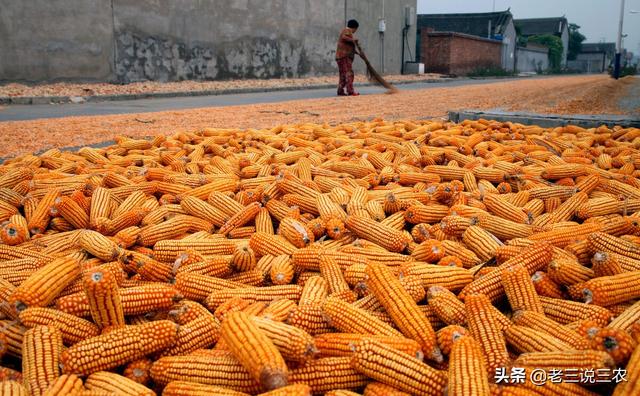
0, 74, 638, 159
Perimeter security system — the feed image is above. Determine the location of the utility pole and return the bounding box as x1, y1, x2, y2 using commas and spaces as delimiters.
613, 0, 625, 79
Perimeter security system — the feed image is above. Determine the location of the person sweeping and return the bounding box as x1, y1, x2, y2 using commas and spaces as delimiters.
336, 19, 398, 96
336, 19, 360, 96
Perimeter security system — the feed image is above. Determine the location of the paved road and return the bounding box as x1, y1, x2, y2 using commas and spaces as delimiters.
0, 77, 533, 122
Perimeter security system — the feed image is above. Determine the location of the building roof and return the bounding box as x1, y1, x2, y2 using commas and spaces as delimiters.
581, 42, 616, 55
417, 10, 513, 38
514, 17, 568, 37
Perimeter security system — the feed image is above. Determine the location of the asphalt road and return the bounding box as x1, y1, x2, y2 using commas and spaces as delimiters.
0, 77, 530, 122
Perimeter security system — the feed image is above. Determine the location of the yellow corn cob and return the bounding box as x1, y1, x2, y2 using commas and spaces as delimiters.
588, 231, 640, 260
60, 320, 178, 375
465, 293, 509, 375
547, 258, 594, 286
227, 269, 265, 286
299, 276, 329, 306
82, 267, 125, 329
220, 311, 288, 391
153, 238, 236, 262
83, 371, 155, 395
286, 304, 332, 335
608, 300, 640, 332
483, 193, 530, 224
426, 286, 466, 326
18, 307, 99, 345
123, 358, 153, 386
9, 257, 80, 313
514, 350, 615, 371
219, 202, 261, 236
232, 243, 258, 272
162, 381, 250, 396
0, 319, 26, 358
288, 356, 366, 394
206, 285, 303, 309
462, 225, 502, 262
314, 333, 422, 359
41, 374, 84, 396
365, 262, 440, 361
256, 207, 275, 234
344, 215, 409, 252
23, 325, 63, 396
459, 242, 552, 302
411, 239, 445, 263
501, 263, 544, 314
540, 296, 612, 326
215, 297, 252, 322
28, 188, 60, 234
78, 230, 122, 261
251, 316, 317, 362
504, 324, 574, 353
399, 262, 472, 291
580, 271, 640, 306
174, 272, 246, 301
261, 299, 297, 322
249, 232, 297, 257
53, 197, 89, 229
270, 255, 295, 285
590, 327, 636, 365
321, 296, 402, 337
511, 310, 590, 350
160, 311, 220, 357
351, 339, 447, 396
448, 335, 490, 396
363, 382, 411, 396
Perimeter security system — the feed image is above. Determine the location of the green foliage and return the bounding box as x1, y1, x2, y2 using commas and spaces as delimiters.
610, 65, 638, 78
528, 35, 564, 70
467, 66, 514, 77
568, 23, 586, 61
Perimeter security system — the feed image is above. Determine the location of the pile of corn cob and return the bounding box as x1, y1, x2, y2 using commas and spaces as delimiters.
0, 119, 640, 396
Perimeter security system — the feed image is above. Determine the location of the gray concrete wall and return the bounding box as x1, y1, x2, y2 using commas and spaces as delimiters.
0, 0, 115, 82
516, 46, 549, 72
568, 52, 606, 73
500, 21, 517, 71
0, 0, 416, 82
346, 0, 418, 75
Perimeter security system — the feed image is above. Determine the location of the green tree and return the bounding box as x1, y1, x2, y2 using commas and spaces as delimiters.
568, 23, 586, 60
529, 34, 564, 70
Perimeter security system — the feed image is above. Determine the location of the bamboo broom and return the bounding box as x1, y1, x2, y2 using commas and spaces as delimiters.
355, 42, 398, 94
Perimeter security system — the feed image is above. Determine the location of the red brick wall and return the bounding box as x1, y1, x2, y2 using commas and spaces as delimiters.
420, 31, 502, 75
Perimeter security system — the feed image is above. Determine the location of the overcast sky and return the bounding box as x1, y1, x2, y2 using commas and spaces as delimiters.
417, 0, 640, 55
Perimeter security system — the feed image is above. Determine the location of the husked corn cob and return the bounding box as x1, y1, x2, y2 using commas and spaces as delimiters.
590, 327, 636, 364
448, 335, 490, 396
82, 267, 125, 329
206, 285, 302, 309
363, 382, 411, 396
221, 311, 288, 391
511, 310, 590, 350
22, 325, 63, 396
60, 320, 178, 375
314, 332, 422, 359
322, 296, 402, 336
465, 293, 509, 375
153, 238, 236, 262
351, 339, 447, 396
251, 316, 317, 362
365, 262, 440, 361
501, 263, 544, 314
175, 272, 246, 301
540, 296, 612, 326
18, 307, 99, 345
160, 311, 220, 357
426, 286, 466, 326
504, 325, 574, 353
344, 215, 409, 252
288, 357, 367, 394
514, 350, 615, 371
286, 304, 332, 335
78, 230, 122, 261
41, 374, 84, 396
580, 271, 640, 306
123, 358, 153, 386
162, 381, 251, 396
84, 371, 155, 396
9, 257, 80, 313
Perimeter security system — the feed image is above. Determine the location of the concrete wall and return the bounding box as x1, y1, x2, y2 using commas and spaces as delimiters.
500, 21, 517, 71
567, 52, 607, 73
0, 0, 115, 81
346, 0, 417, 75
420, 31, 501, 75
516, 46, 549, 72
0, 0, 416, 82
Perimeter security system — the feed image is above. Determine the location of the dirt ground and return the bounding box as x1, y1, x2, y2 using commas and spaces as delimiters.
0, 75, 637, 159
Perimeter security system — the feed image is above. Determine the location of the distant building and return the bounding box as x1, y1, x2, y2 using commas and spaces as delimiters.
416, 10, 517, 72
514, 17, 570, 67
567, 42, 615, 73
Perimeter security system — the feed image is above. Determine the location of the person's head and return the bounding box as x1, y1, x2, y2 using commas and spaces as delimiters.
347, 19, 359, 32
